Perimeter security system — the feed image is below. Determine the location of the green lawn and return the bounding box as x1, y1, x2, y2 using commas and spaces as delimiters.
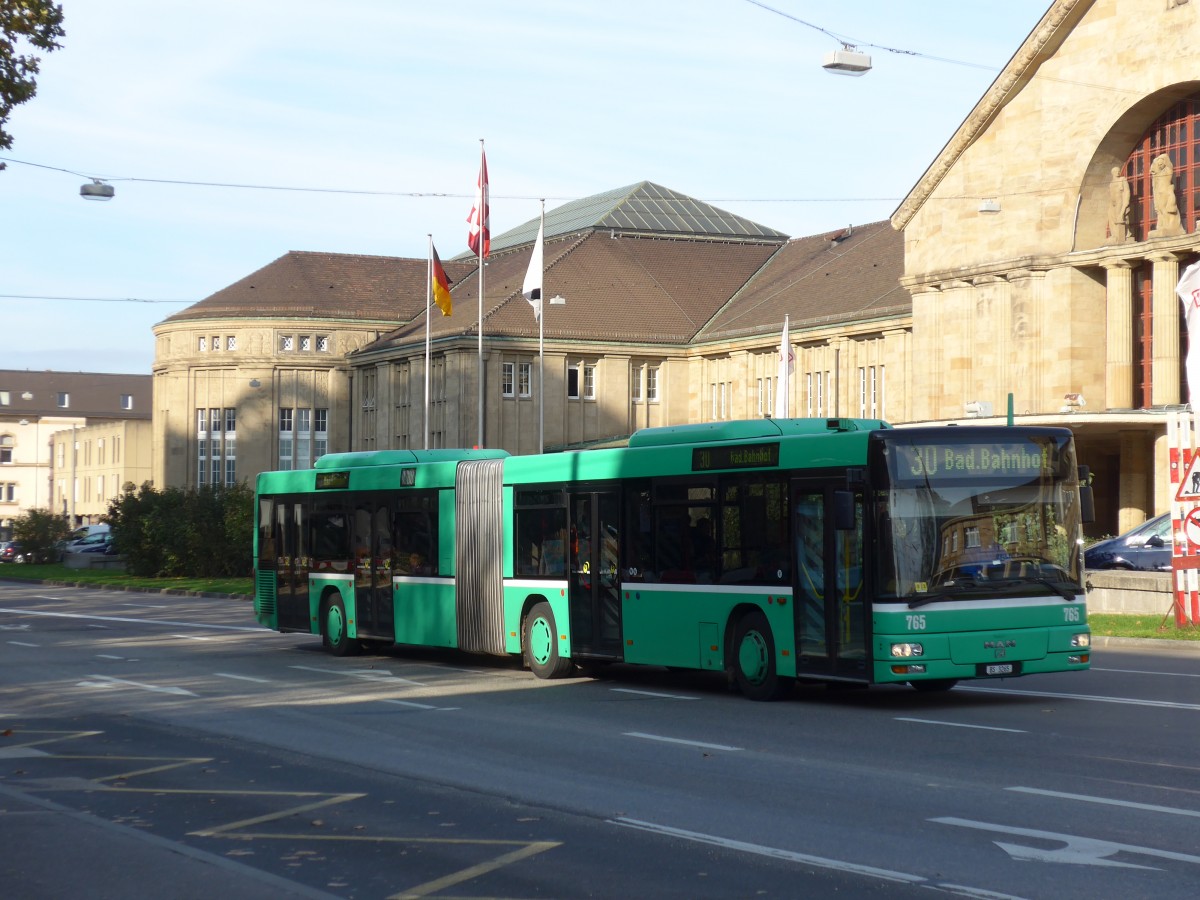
1089, 613, 1200, 641
3, 563, 1198, 640
0, 563, 252, 598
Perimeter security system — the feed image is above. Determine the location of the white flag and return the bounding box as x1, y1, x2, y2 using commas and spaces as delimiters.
774, 315, 794, 418
523, 215, 544, 322
1178, 261, 1200, 405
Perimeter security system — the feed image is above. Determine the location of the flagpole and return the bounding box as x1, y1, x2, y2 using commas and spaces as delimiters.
476, 139, 486, 448
425, 234, 432, 450
537, 201, 545, 453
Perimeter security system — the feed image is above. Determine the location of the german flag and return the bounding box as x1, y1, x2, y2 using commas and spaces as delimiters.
432, 244, 452, 316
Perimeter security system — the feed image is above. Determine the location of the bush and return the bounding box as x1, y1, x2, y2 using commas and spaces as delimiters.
106, 482, 253, 578
12, 508, 73, 563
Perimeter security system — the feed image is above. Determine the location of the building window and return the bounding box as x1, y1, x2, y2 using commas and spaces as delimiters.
502, 362, 515, 398
296, 409, 311, 471
1, 482, 14, 503
57, 392, 69, 408
211, 335, 221, 352
0, 391, 9, 405
278, 407, 294, 470
279, 334, 294, 352
646, 366, 659, 402
317, 335, 330, 352
121, 394, 133, 410
568, 366, 580, 400
583, 365, 595, 400
632, 367, 642, 402
0, 435, 12, 464
300, 335, 312, 352
314, 408, 328, 460
198, 336, 207, 352
226, 335, 237, 351
518, 362, 532, 398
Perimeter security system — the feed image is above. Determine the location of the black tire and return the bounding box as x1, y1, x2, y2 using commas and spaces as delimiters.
730, 610, 792, 701
523, 601, 573, 679
910, 678, 958, 692
322, 594, 360, 657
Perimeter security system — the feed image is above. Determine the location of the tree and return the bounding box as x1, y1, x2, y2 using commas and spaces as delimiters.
0, 1, 65, 152
12, 507, 72, 563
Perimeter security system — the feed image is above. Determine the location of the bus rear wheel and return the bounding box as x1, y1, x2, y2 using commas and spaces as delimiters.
322, 594, 360, 657
523, 601, 572, 679
731, 610, 792, 701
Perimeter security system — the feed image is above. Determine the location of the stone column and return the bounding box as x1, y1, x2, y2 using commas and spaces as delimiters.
1103, 260, 1134, 410
1117, 429, 1150, 535
1150, 253, 1182, 406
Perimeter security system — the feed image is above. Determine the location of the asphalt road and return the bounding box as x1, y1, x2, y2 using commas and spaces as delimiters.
1, 581, 1198, 899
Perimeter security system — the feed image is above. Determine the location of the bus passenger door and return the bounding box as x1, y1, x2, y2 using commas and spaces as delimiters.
352, 498, 396, 640
792, 483, 868, 681
275, 500, 310, 631
568, 491, 623, 660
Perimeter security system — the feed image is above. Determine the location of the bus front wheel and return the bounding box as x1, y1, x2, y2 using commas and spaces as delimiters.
523, 602, 572, 679
731, 610, 792, 701
322, 594, 360, 657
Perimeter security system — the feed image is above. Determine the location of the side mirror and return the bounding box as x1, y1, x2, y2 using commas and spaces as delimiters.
833, 490, 856, 531
1077, 466, 1095, 525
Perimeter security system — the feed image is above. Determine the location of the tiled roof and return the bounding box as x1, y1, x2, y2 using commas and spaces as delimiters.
698, 221, 909, 342
365, 230, 784, 352
163, 251, 476, 324
465, 181, 790, 257
0, 370, 152, 419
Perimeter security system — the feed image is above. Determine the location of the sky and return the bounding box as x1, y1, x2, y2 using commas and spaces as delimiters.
2, 0, 1054, 375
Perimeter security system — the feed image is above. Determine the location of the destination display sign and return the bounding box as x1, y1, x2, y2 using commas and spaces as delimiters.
887, 439, 1068, 484
315, 471, 350, 490
692, 442, 780, 472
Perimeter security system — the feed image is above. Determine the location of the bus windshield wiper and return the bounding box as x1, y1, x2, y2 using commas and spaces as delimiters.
907, 578, 984, 608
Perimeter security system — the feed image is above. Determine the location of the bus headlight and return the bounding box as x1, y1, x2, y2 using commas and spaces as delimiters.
1071, 633, 1091, 648
891, 642, 924, 658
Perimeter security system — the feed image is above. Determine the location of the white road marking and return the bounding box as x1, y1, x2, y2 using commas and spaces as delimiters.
895, 717, 1026, 733
623, 732, 740, 752
289, 664, 427, 686
96, 654, 125, 660
960, 685, 1200, 711
933, 817, 1200, 869
1091, 666, 1200, 678
381, 699, 459, 711
80, 674, 197, 697
172, 634, 212, 641
0, 607, 263, 633
1008, 786, 1200, 819
610, 688, 700, 701
611, 818, 1022, 898
214, 672, 272, 683
6, 640, 38, 648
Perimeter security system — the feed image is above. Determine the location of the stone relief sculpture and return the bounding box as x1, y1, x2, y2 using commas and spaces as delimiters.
1149, 153, 1185, 237
1108, 166, 1132, 243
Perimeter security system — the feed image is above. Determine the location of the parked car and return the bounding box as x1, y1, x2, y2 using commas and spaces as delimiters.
1084, 512, 1172, 571
57, 525, 110, 558
63, 531, 114, 556
76, 532, 116, 555
0, 541, 30, 563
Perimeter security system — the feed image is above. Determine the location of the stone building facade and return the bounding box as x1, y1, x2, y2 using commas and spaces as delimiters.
0, 370, 150, 535
147, 0, 1198, 540
894, 0, 1200, 535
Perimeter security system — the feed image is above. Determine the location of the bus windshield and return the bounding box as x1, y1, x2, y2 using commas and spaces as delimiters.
870, 430, 1084, 604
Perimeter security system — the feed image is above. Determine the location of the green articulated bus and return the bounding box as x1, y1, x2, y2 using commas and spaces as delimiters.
254, 418, 1093, 700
